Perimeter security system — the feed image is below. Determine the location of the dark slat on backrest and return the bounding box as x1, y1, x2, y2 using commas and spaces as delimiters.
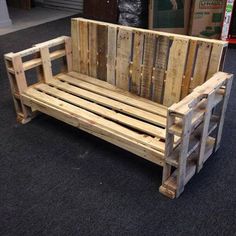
71, 18, 227, 107
116, 28, 133, 90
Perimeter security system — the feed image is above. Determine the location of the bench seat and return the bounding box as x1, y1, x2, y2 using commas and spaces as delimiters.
22, 72, 169, 165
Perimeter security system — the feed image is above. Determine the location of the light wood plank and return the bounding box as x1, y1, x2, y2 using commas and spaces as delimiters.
40, 46, 53, 83
68, 72, 168, 116
65, 37, 72, 72
131, 31, 144, 95
71, 19, 80, 72
190, 42, 212, 90
49, 78, 167, 129
206, 43, 224, 80
79, 20, 89, 75
59, 73, 168, 118
88, 22, 97, 77
163, 38, 189, 107
107, 25, 117, 85
23, 88, 165, 152
181, 40, 198, 99
152, 36, 170, 103
116, 28, 132, 90
22, 93, 165, 165
141, 33, 156, 99
97, 24, 108, 81
35, 83, 166, 141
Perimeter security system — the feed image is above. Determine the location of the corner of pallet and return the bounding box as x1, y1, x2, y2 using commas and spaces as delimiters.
159, 185, 176, 199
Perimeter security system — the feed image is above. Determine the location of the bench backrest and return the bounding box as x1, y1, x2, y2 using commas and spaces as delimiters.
71, 18, 228, 107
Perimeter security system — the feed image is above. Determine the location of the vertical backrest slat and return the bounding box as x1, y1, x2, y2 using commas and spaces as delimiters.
152, 36, 170, 104
116, 28, 133, 90
71, 19, 80, 72
181, 40, 198, 99
88, 22, 97, 78
107, 25, 117, 85
141, 33, 156, 99
71, 18, 228, 107
163, 38, 189, 107
206, 43, 224, 80
97, 24, 108, 81
79, 20, 89, 75
190, 42, 212, 90
131, 31, 144, 95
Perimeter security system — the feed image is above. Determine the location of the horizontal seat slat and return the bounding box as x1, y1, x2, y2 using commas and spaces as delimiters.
22, 94, 165, 165
66, 72, 168, 117
23, 88, 166, 153
48, 78, 167, 128
34, 83, 166, 139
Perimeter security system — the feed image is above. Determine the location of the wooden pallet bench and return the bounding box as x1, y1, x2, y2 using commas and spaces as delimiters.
4, 18, 233, 198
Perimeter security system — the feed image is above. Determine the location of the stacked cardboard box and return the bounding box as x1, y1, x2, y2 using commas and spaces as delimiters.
189, 0, 226, 39
149, 0, 191, 34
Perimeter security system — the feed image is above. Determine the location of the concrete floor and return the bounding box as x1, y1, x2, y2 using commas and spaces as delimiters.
0, 7, 76, 36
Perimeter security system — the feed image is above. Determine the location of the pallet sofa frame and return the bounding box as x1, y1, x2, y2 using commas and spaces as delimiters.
4, 18, 233, 198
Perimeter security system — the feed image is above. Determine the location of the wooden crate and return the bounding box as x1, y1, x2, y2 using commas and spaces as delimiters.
4, 18, 233, 198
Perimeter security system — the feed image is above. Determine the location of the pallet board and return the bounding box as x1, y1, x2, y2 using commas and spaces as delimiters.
4, 18, 233, 199
71, 18, 228, 106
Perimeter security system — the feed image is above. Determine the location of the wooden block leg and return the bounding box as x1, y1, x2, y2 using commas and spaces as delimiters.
5, 55, 34, 124
215, 75, 233, 151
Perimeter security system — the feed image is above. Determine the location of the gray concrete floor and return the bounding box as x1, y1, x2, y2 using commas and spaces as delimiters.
0, 7, 76, 36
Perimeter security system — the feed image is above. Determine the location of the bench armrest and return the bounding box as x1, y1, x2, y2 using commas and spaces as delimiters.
163, 72, 233, 197
4, 36, 72, 123
4, 36, 72, 93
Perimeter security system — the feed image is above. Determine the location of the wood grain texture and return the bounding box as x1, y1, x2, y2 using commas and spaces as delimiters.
131, 31, 144, 95
181, 40, 198, 99
152, 36, 170, 104
88, 22, 97, 77
190, 42, 212, 90
71, 19, 80, 72
116, 28, 132, 90
79, 20, 89, 75
206, 43, 224, 80
40, 46, 53, 83
141, 33, 156, 99
107, 25, 117, 85
97, 24, 108, 81
163, 38, 189, 107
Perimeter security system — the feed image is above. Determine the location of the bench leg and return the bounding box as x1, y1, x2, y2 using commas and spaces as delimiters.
5, 55, 35, 124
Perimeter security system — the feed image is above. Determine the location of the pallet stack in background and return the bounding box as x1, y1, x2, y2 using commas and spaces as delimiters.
149, 0, 228, 39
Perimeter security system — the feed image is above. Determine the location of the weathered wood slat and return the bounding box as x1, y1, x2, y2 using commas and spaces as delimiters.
71, 20, 79, 70
49, 77, 167, 128
181, 40, 198, 99
141, 33, 156, 99
152, 36, 170, 103
97, 24, 108, 81
78, 20, 89, 75
60, 73, 168, 117
107, 25, 117, 85
163, 38, 189, 106
131, 31, 144, 95
206, 43, 224, 80
22, 93, 165, 166
116, 28, 133, 90
40, 46, 53, 83
23, 88, 165, 152
88, 22, 97, 78
34, 83, 166, 140
190, 42, 212, 90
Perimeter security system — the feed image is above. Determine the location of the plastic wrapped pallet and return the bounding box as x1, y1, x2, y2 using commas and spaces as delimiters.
118, 0, 147, 28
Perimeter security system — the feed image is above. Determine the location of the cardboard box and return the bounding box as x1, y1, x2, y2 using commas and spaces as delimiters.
189, 0, 226, 39
149, 0, 191, 34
